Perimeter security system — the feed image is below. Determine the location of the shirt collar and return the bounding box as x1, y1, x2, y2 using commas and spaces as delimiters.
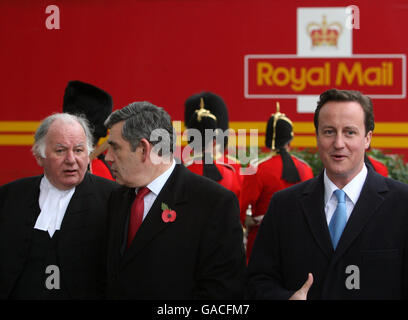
36, 175, 76, 236
136, 159, 176, 196
324, 164, 368, 205
42, 174, 75, 194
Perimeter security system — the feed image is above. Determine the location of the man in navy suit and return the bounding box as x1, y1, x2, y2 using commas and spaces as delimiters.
247, 89, 408, 299
104, 101, 246, 299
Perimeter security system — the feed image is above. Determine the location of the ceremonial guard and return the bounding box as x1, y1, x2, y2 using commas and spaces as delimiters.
184, 97, 241, 200
185, 92, 243, 176
240, 103, 314, 261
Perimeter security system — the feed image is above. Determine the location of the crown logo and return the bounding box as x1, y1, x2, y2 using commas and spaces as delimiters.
271, 102, 293, 150
195, 97, 217, 122
306, 15, 343, 48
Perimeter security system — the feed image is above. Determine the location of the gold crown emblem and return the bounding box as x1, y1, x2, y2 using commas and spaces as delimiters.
306, 15, 343, 47
195, 97, 217, 122
270, 102, 293, 150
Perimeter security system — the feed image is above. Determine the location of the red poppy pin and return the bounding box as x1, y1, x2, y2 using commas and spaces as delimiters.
161, 202, 176, 223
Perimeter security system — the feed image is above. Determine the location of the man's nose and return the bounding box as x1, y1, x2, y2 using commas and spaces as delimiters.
104, 147, 114, 163
334, 134, 345, 148
65, 150, 76, 163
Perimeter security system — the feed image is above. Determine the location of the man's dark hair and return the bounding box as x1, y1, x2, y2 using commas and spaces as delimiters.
314, 88, 375, 135
104, 101, 175, 155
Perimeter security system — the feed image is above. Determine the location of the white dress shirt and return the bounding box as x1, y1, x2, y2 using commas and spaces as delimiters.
34, 175, 76, 237
137, 159, 176, 221
324, 164, 368, 226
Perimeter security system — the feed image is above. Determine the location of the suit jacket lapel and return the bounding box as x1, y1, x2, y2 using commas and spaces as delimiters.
300, 173, 334, 259
105, 185, 134, 277
119, 187, 135, 255
21, 176, 42, 241
122, 164, 188, 266
59, 173, 92, 232
26, 176, 42, 218
332, 168, 388, 262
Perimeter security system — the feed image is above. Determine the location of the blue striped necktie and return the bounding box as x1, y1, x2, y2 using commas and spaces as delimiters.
329, 189, 347, 250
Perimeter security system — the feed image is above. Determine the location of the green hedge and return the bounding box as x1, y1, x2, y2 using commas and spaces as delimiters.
291, 148, 408, 184
241, 147, 408, 183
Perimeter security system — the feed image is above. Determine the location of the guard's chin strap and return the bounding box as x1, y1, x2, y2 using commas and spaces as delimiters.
278, 148, 301, 183
202, 153, 222, 182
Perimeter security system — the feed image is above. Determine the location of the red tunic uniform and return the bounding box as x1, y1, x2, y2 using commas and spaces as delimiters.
215, 152, 244, 185
367, 155, 388, 177
90, 157, 115, 181
184, 154, 242, 202
240, 152, 314, 261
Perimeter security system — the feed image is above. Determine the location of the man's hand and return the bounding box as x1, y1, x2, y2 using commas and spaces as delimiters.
289, 273, 313, 300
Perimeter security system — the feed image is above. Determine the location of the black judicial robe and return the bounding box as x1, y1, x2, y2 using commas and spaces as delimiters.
0, 172, 118, 299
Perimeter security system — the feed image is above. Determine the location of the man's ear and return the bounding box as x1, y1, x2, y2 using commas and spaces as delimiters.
139, 138, 152, 162
35, 154, 44, 168
365, 131, 373, 150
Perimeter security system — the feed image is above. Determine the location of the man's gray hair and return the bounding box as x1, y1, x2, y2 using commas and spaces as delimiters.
32, 113, 94, 158
104, 101, 175, 155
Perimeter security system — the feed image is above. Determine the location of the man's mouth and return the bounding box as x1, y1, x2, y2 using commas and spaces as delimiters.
331, 154, 347, 160
64, 169, 77, 175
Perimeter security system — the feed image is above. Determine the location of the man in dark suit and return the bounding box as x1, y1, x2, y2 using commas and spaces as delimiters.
247, 89, 408, 300
104, 101, 246, 299
0, 113, 118, 299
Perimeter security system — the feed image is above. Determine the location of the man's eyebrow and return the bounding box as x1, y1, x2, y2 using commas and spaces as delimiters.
54, 142, 86, 147
74, 142, 86, 147
344, 125, 359, 130
320, 125, 359, 129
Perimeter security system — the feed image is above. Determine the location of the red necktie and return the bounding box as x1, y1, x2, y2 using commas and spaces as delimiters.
127, 187, 150, 248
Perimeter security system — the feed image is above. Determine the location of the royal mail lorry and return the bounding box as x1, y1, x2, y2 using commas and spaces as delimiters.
1, 0, 407, 185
